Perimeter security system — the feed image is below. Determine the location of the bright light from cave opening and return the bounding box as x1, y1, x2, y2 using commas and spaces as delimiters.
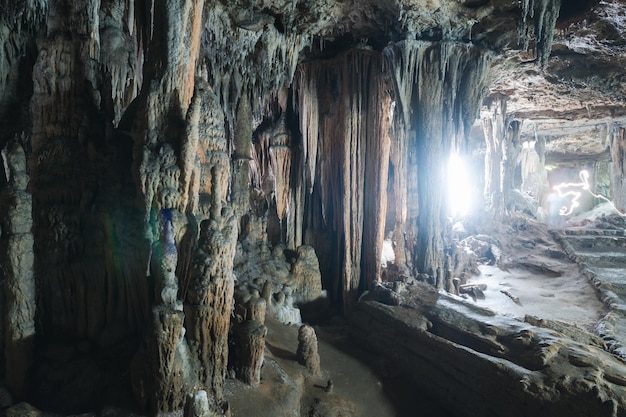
447, 152, 473, 217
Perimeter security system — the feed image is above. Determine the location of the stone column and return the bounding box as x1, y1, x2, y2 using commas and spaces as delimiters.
185, 166, 238, 399
482, 98, 522, 220
146, 306, 189, 415
0, 140, 35, 399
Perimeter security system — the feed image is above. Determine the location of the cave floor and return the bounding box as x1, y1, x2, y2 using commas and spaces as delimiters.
462, 216, 612, 331
466, 263, 604, 329
227, 216, 625, 417
225, 318, 454, 417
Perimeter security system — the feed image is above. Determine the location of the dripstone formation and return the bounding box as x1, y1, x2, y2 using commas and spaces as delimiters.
2, 0, 626, 416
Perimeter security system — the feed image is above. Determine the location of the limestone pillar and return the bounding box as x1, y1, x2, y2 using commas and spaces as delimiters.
185, 166, 238, 399
0, 140, 35, 399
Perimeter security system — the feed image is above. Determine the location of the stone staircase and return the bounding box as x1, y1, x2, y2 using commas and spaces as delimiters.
554, 227, 626, 359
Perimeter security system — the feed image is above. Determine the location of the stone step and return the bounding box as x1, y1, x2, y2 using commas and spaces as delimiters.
563, 235, 626, 250
576, 251, 626, 267
555, 228, 626, 237
584, 266, 626, 298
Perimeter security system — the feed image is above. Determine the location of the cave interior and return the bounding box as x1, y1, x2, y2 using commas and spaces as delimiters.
2, 0, 626, 416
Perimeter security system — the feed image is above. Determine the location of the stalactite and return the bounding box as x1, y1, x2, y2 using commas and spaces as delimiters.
179, 78, 229, 217
361, 79, 392, 289
203, 4, 308, 133
133, 0, 206, 229
269, 116, 292, 225
99, 0, 143, 125
517, 0, 562, 66
1, 0, 47, 26
232, 92, 253, 224
501, 120, 523, 213
482, 99, 507, 219
383, 40, 492, 289
0, 140, 35, 399
296, 66, 320, 195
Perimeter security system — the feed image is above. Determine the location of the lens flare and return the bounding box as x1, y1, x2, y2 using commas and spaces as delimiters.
553, 170, 626, 217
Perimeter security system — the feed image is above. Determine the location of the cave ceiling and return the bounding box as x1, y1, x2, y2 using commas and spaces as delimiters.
219, 0, 626, 157
2, 0, 624, 133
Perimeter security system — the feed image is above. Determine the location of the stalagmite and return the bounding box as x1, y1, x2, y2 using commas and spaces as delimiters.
297, 324, 321, 375
134, 207, 195, 415
0, 140, 35, 399
291, 245, 323, 303
184, 391, 210, 417
184, 390, 224, 417
232, 320, 267, 385
151, 209, 180, 305
143, 306, 192, 416
247, 295, 267, 324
